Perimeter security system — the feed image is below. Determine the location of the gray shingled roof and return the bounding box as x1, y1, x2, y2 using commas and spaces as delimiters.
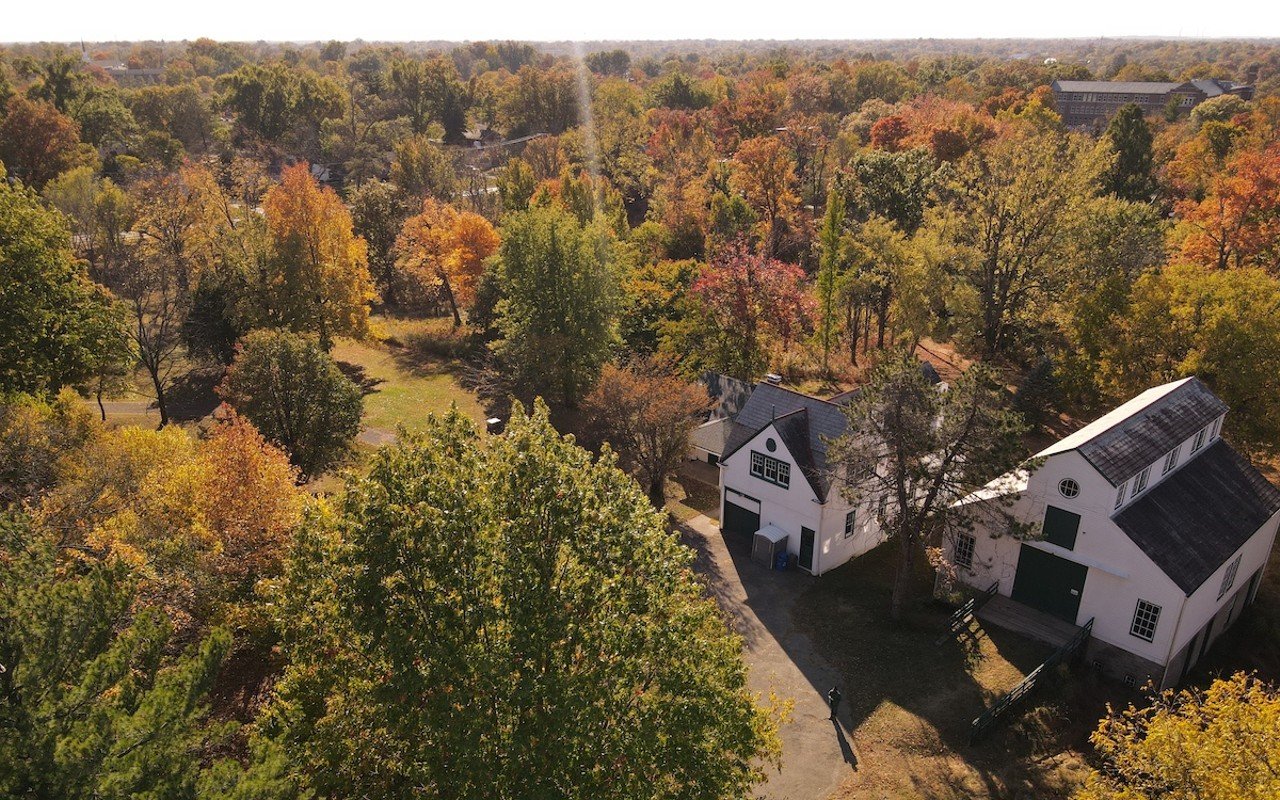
700, 372, 754, 421
1075, 378, 1228, 485
1114, 440, 1280, 594
1038, 377, 1228, 486
721, 383, 849, 500
689, 417, 733, 456
1052, 80, 1182, 94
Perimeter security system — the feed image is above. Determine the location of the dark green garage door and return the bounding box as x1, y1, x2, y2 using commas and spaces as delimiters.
722, 489, 761, 536
1011, 544, 1088, 624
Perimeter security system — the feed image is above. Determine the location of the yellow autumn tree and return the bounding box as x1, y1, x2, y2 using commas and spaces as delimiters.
37, 410, 303, 638
1078, 672, 1280, 800
394, 197, 499, 325
263, 162, 374, 347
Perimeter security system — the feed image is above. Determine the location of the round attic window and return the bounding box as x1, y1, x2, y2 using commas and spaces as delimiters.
1058, 478, 1080, 499
765, 437, 777, 452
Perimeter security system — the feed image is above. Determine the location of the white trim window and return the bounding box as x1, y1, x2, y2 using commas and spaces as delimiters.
750, 451, 790, 489
1130, 599, 1161, 642
1131, 466, 1151, 498
1211, 416, 1221, 440
1218, 554, 1243, 600
1115, 481, 1127, 510
1058, 478, 1080, 499
843, 510, 856, 539
1162, 446, 1180, 476
1191, 427, 1208, 453
954, 533, 976, 569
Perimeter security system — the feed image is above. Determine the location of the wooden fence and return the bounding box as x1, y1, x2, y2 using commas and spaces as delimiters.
968, 617, 1095, 745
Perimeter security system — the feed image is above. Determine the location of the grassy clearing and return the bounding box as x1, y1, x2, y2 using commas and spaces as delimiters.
330, 315, 487, 436
796, 544, 1104, 800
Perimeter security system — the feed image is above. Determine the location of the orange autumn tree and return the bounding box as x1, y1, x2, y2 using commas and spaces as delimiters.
263, 163, 374, 347
36, 410, 304, 638
394, 197, 499, 325
729, 136, 799, 258
1176, 142, 1280, 272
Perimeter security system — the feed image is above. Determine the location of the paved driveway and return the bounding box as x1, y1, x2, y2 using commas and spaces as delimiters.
680, 514, 858, 800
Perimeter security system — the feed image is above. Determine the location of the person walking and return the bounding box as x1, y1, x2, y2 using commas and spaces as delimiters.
827, 686, 842, 720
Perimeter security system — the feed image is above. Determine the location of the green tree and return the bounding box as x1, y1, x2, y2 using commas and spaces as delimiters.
218, 330, 363, 480
829, 350, 1029, 620
0, 176, 121, 396
0, 514, 233, 800
1103, 104, 1158, 202
347, 179, 412, 308
390, 134, 459, 201
1096, 263, 1280, 456
1079, 672, 1280, 800
264, 403, 780, 799
493, 205, 620, 406
817, 185, 849, 375
926, 130, 1108, 356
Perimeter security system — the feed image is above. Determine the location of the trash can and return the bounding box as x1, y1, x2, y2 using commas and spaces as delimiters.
774, 550, 789, 571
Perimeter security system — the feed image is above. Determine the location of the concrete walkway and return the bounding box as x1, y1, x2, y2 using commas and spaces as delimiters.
680, 514, 858, 800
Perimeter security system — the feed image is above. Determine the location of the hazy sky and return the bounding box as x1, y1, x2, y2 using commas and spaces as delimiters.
5, 0, 1276, 42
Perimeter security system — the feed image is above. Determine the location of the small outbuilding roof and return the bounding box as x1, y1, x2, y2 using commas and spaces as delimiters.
690, 416, 734, 456
755, 523, 789, 544
1115, 440, 1280, 594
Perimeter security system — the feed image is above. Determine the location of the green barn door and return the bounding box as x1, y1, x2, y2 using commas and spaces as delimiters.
1010, 544, 1088, 624
799, 527, 815, 572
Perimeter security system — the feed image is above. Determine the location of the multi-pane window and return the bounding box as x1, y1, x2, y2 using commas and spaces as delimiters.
1218, 554, 1243, 600
844, 510, 856, 539
1131, 466, 1151, 498
1115, 481, 1127, 510
954, 533, 976, 569
878, 494, 890, 520
1130, 599, 1161, 642
1211, 417, 1221, 439
1162, 446, 1180, 475
749, 451, 790, 489
1058, 479, 1080, 499
1191, 427, 1207, 453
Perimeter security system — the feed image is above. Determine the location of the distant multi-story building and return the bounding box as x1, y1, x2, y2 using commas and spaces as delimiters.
1051, 79, 1254, 128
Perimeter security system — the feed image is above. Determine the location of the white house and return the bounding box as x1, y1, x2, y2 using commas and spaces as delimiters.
717, 382, 887, 575
948, 377, 1280, 688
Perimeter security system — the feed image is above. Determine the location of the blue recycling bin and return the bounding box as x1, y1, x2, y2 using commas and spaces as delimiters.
774, 550, 789, 571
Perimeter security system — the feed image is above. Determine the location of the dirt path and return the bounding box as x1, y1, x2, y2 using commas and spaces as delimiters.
681, 514, 858, 800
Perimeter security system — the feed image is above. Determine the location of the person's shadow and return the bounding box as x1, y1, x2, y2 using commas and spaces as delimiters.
832, 718, 858, 769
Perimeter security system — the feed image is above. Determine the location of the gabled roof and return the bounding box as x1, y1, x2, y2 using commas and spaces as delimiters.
722, 382, 848, 501
1052, 80, 1183, 94
1114, 440, 1280, 594
1036, 377, 1227, 486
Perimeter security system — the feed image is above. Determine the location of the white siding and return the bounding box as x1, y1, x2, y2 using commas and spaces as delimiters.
955, 450, 1188, 666
719, 423, 823, 569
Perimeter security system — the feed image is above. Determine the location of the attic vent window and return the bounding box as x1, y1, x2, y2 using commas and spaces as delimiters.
1058, 479, 1080, 499
765, 437, 777, 452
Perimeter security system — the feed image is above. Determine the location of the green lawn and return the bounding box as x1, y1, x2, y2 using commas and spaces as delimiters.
331, 315, 487, 438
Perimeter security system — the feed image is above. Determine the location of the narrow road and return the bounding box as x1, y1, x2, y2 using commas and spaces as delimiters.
681, 514, 859, 800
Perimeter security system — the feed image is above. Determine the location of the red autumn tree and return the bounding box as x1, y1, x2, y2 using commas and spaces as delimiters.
0, 96, 86, 189
689, 240, 814, 380
870, 115, 911, 151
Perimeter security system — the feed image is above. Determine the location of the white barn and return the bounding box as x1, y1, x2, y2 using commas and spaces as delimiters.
948, 378, 1280, 688
717, 383, 887, 575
